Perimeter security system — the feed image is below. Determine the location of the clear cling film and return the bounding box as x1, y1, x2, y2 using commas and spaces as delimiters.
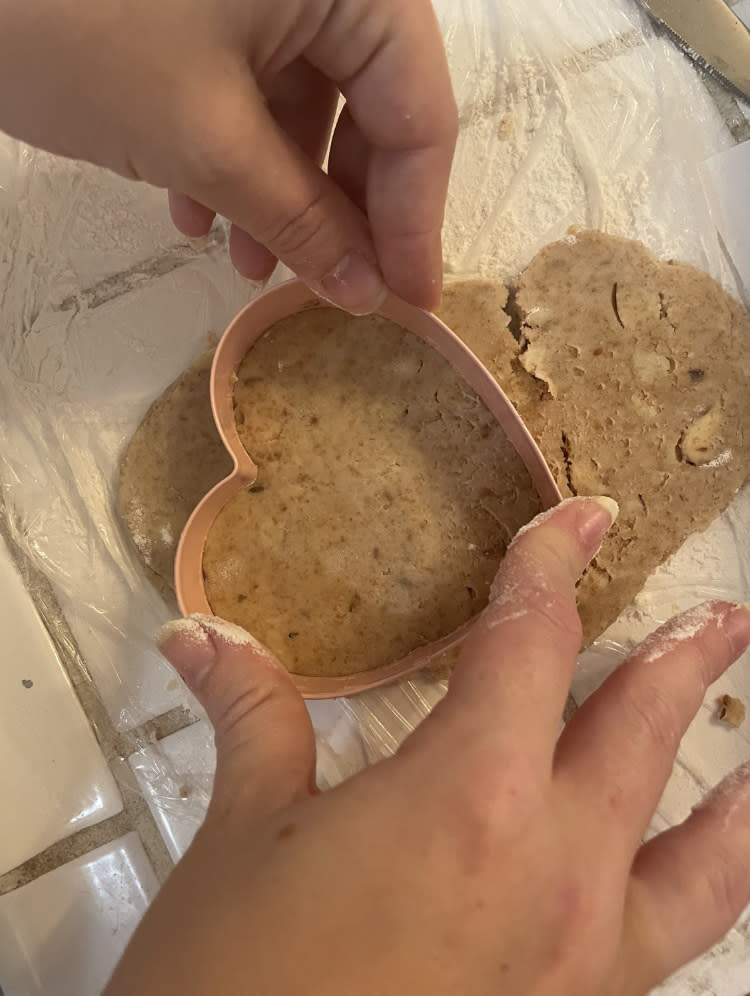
0, 0, 748, 990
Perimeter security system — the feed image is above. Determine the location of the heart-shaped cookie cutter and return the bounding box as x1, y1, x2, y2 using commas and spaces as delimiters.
175, 279, 562, 698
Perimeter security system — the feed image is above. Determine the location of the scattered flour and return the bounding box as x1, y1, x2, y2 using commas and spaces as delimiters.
156, 612, 279, 663
126, 502, 153, 566
635, 601, 730, 666
155, 615, 211, 651
188, 612, 277, 661
503, 496, 584, 556
442, 26, 737, 291
0, 17, 746, 993
484, 547, 559, 634
705, 448, 733, 469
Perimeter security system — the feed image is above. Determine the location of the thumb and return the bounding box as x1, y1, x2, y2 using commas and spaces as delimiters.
156, 614, 316, 826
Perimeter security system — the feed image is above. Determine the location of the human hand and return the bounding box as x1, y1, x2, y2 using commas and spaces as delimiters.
105, 497, 750, 996
0, 0, 456, 313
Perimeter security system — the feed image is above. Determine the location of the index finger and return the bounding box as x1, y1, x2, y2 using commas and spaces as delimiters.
306, 0, 458, 307
437, 496, 618, 765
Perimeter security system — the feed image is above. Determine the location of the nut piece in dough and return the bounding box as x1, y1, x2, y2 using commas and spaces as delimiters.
679, 406, 725, 466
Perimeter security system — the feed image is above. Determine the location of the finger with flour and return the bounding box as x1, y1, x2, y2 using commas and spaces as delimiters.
555, 601, 750, 855
157, 613, 316, 827
408, 497, 618, 770
622, 760, 750, 991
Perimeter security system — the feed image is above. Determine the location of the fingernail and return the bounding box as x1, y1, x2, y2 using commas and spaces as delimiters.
724, 603, 750, 654
156, 616, 216, 687
579, 495, 619, 547
694, 759, 750, 822
317, 252, 387, 315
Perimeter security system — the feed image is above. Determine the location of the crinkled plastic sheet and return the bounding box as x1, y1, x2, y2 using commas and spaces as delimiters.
0, 0, 749, 988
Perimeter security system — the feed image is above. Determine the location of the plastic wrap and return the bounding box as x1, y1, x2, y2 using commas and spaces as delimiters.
0, 0, 749, 989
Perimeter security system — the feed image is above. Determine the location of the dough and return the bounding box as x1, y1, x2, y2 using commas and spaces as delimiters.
717, 694, 745, 728
506, 231, 750, 642
118, 231, 750, 673
203, 308, 540, 677
119, 350, 232, 598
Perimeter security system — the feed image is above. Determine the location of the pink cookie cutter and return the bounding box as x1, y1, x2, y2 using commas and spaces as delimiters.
175, 279, 562, 699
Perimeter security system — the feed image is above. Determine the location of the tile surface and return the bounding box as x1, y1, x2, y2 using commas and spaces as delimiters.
129, 720, 216, 862
129, 703, 367, 863
0, 144, 190, 294
0, 833, 158, 996
0, 534, 122, 876
653, 915, 750, 996
0, 255, 251, 730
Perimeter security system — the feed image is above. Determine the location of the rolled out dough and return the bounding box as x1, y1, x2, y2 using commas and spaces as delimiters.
118, 231, 750, 675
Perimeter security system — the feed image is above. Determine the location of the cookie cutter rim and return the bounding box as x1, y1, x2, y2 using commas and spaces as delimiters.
175, 278, 562, 699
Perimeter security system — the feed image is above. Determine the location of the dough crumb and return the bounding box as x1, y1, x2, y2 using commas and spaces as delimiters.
716, 693, 745, 728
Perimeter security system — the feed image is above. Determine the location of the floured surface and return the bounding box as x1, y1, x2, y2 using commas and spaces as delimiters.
203, 308, 540, 677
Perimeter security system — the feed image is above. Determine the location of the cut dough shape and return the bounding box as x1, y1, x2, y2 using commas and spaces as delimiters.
203, 308, 540, 677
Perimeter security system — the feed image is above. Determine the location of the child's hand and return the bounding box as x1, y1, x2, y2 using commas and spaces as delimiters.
106, 497, 750, 996
0, 0, 457, 312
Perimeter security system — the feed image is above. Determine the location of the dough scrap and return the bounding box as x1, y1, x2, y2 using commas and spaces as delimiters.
717, 694, 745, 728
506, 231, 750, 642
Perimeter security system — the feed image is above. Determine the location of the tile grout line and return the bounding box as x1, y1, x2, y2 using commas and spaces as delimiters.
0, 813, 135, 896
456, 30, 647, 130
52, 227, 228, 317
0, 225, 239, 894
0, 507, 200, 891
456, 26, 749, 144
